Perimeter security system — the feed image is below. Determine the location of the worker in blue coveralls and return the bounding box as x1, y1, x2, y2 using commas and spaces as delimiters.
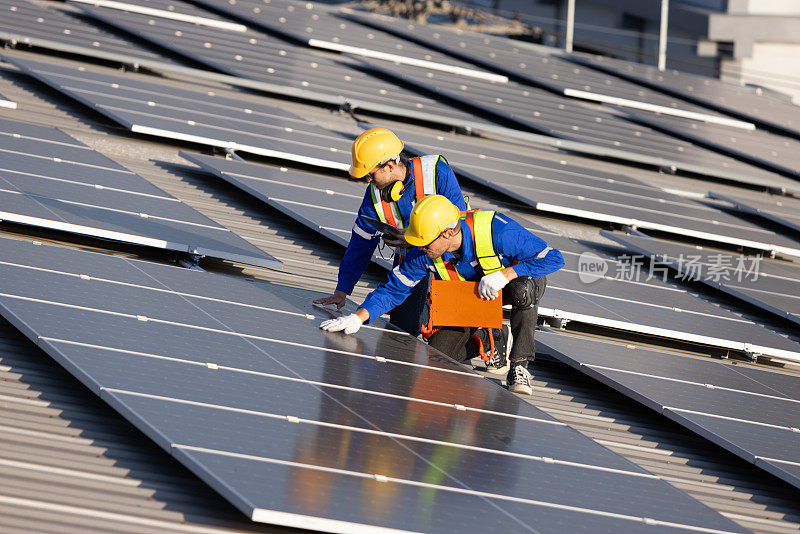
320, 195, 565, 395
314, 128, 514, 367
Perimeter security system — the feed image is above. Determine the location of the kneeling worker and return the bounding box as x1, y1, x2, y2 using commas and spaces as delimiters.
320, 195, 565, 395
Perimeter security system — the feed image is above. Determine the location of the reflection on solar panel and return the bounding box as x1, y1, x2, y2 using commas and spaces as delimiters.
0, 235, 750, 533
0, 116, 280, 268
570, 53, 800, 138
4, 54, 353, 171
602, 231, 800, 326
394, 127, 800, 258
180, 151, 392, 269
0, 0, 171, 62
71, 0, 248, 31
182, 153, 800, 362
622, 108, 800, 180
708, 190, 800, 235
343, 10, 752, 130
72, 0, 486, 126
190, 0, 506, 82
537, 330, 800, 490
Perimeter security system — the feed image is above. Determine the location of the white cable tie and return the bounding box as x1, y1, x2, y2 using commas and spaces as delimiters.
704, 383, 715, 389
12, 133, 20, 138
286, 415, 300, 423
136, 315, 148, 322
139, 213, 149, 218
375, 356, 387, 363
31, 241, 42, 245
79, 274, 91, 280
626, 344, 636, 349
325, 189, 335, 195
53, 157, 62, 163
791, 427, 800, 433
94, 184, 104, 189
206, 362, 219, 370
305, 314, 315, 319
373, 474, 388, 482
542, 457, 555, 463
453, 404, 467, 411
643, 518, 657, 525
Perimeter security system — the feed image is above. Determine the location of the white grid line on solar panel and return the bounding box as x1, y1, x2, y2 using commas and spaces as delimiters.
6, 57, 355, 169
70, 0, 247, 31
623, 108, 800, 180
393, 129, 800, 255
186, 0, 507, 82
41, 337, 568, 428
179, 153, 800, 360
709, 191, 800, 231
0, 0, 168, 60
570, 54, 800, 136
73, 4, 483, 121
357, 59, 785, 184
172, 446, 739, 533
341, 11, 753, 129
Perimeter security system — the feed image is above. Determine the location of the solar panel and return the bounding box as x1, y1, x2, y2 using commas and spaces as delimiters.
602, 231, 800, 326
180, 151, 392, 269
343, 9, 753, 130
569, 53, 800, 138
536, 330, 800, 490
392, 127, 800, 258
0, 116, 280, 268
181, 153, 800, 362
350, 54, 792, 192
708, 190, 800, 235
72, 0, 487, 126
4, 54, 354, 171
621, 107, 800, 181
0, 0, 172, 62
189, 0, 506, 81
0, 235, 750, 533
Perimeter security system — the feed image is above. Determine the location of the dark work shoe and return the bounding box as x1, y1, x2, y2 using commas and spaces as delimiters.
485, 325, 511, 375
507, 363, 533, 395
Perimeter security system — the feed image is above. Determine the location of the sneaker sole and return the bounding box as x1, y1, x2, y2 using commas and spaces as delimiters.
485, 362, 510, 375
509, 383, 533, 395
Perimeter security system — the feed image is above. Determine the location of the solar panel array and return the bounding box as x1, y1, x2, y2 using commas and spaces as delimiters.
0, 235, 751, 533
4, 54, 354, 171
570, 53, 800, 138
342, 10, 752, 130
181, 153, 800, 363
0, 116, 280, 268
604, 232, 800, 326
709, 190, 800, 235
3, 0, 800, 530
72, 0, 487, 126
537, 330, 800, 490
621, 107, 800, 181
0, 0, 171, 62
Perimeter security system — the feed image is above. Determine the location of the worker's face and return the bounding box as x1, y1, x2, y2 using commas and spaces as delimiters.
365, 160, 402, 191
421, 229, 453, 259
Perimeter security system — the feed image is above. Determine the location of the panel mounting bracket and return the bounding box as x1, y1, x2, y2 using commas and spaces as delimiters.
178, 250, 205, 269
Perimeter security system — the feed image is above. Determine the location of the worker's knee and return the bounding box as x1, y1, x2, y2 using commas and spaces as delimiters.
508, 276, 546, 310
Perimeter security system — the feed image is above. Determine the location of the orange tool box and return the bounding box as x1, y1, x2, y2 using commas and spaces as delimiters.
428, 279, 503, 329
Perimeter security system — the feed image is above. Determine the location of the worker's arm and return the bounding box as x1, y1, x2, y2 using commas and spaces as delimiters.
315, 193, 381, 309
435, 157, 468, 210
320, 251, 429, 334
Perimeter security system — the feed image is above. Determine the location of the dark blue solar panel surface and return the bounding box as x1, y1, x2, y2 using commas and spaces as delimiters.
537, 330, 800, 490
182, 153, 800, 362
0, 235, 748, 532
0, 116, 280, 268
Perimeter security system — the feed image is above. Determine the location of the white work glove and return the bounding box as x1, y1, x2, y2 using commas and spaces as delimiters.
478, 271, 509, 300
319, 313, 363, 335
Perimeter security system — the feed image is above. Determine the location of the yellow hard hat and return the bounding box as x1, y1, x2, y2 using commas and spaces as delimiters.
349, 128, 404, 178
405, 195, 461, 247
